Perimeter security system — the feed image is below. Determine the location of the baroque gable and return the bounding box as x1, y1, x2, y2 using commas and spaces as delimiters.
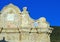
0, 3, 53, 42
1, 3, 21, 14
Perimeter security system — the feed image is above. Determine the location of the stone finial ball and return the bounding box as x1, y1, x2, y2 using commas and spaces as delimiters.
23, 7, 27, 11
39, 17, 46, 22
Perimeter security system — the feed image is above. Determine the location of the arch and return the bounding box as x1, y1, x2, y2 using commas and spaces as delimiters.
1, 3, 21, 14
0, 3, 21, 28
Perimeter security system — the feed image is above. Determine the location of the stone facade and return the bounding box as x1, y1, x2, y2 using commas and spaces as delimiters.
0, 3, 53, 42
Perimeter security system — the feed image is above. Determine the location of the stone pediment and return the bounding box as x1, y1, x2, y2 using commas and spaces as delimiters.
0, 3, 53, 29
0, 3, 53, 42
1, 3, 21, 14
0, 4, 22, 28
0, 3, 36, 28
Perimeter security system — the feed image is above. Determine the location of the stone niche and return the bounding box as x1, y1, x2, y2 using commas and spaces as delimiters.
0, 3, 53, 42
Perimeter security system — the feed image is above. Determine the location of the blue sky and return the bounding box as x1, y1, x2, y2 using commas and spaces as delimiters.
0, 0, 60, 26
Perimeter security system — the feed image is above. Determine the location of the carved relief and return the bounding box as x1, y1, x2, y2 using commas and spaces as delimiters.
0, 3, 53, 42
21, 7, 30, 27
36, 17, 50, 28
0, 3, 21, 28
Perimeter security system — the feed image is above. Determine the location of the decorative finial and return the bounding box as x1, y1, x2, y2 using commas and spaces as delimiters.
39, 17, 46, 22
22, 7, 28, 14
23, 7, 27, 11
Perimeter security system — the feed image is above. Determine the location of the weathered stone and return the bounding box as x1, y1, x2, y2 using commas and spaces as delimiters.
0, 3, 53, 42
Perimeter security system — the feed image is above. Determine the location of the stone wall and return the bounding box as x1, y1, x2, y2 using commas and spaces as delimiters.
0, 3, 53, 42
0, 28, 53, 42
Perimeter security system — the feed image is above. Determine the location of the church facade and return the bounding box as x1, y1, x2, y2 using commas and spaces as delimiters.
0, 3, 53, 42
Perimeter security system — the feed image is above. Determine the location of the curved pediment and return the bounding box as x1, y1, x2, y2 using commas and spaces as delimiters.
1, 3, 21, 14
0, 3, 21, 28
0, 3, 51, 29
36, 17, 50, 28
